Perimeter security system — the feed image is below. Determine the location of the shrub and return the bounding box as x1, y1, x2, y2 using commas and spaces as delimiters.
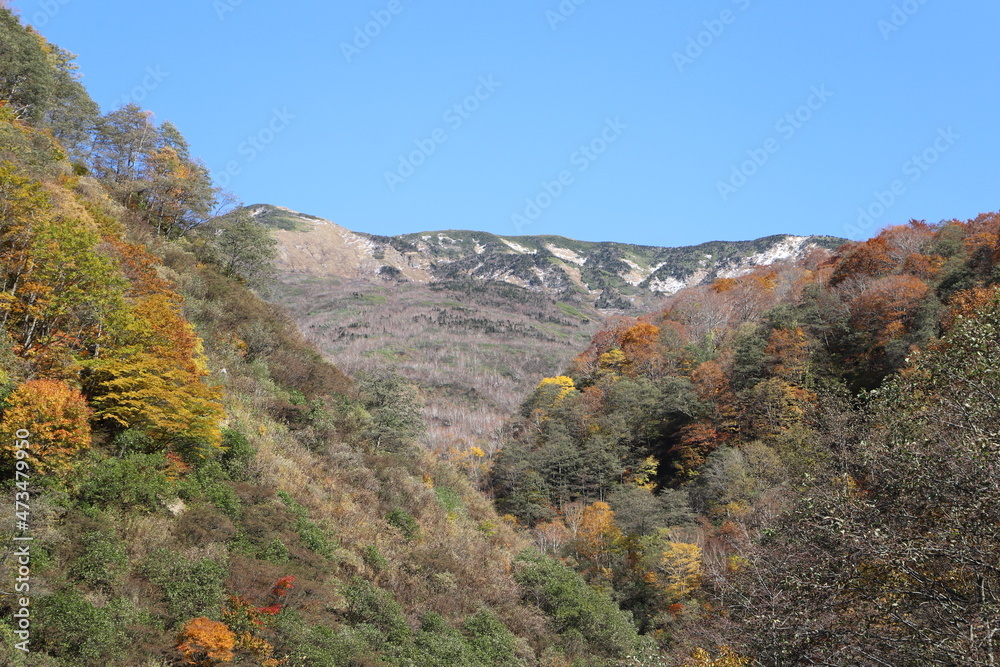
219, 428, 256, 481
35, 590, 132, 665
74, 452, 174, 513
406, 613, 473, 666
259, 538, 290, 564
434, 486, 464, 514
68, 531, 128, 593
462, 610, 522, 667
386, 507, 419, 540
177, 461, 241, 519
110, 427, 157, 456
144, 551, 227, 625
278, 490, 335, 557
361, 545, 387, 573
343, 578, 411, 647
271, 613, 357, 667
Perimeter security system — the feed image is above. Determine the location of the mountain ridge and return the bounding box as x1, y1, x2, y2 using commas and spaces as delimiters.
248, 203, 845, 310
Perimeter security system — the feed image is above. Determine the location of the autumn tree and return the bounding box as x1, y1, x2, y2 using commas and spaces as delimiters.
92, 104, 217, 235
652, 539, 702, 602
0, 378, 90, 474
0, 161, 125, 374
711, 270, 778, 324
682, 646, 750, 667
738, 378, 815, 441
574, 501, 624, 573
83, 292, 224, 451
176, 617, 236, 666
719, 287, 1000, 665
829, 236, 894, 287
763, 326, 811, 385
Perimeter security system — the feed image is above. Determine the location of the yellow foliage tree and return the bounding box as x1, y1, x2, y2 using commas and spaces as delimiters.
576, 501, 623, 571
656, 541, 702, 601
537, 375, 576, 401
85, 293, 224, 451
0, 378, 90, 474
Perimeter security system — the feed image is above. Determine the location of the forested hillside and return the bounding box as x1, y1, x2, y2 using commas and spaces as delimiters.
3, 5, 999, 666
0, 9, 655, 666
492, 213, 1000, 664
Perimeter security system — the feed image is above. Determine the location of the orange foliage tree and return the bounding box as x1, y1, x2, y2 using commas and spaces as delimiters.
619, 322, 662, 376
849, 274, 930, 347
668, 421, 722, 480
0, 379, 90, 474
176, 617, 236, 666
829, 237, 894, 286
570, 318, 670, 380
711, 270, 778, 323
764, 327, 811, 385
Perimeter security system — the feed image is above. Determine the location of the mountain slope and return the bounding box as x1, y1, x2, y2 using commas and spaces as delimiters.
257, 204, 844, 455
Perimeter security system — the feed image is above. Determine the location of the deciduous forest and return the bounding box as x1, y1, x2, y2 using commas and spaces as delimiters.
1, 6, 999, 666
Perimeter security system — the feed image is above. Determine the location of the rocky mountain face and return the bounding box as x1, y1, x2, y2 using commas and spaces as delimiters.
252, 204, 844, 311
255, 203, 844, 454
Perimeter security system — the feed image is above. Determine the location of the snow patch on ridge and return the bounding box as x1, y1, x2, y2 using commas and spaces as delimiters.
500, 239, 536, 254
716, 236, 811, 278
545, 244, 585, 265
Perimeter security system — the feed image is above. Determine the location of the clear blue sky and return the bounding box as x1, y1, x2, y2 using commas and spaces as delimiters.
19, 0, 1000, 247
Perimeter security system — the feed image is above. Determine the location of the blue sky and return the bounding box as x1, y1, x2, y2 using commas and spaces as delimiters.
20, 0, 1000, 247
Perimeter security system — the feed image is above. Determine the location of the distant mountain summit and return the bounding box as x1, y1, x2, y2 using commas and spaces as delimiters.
249, 204, 843, 310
